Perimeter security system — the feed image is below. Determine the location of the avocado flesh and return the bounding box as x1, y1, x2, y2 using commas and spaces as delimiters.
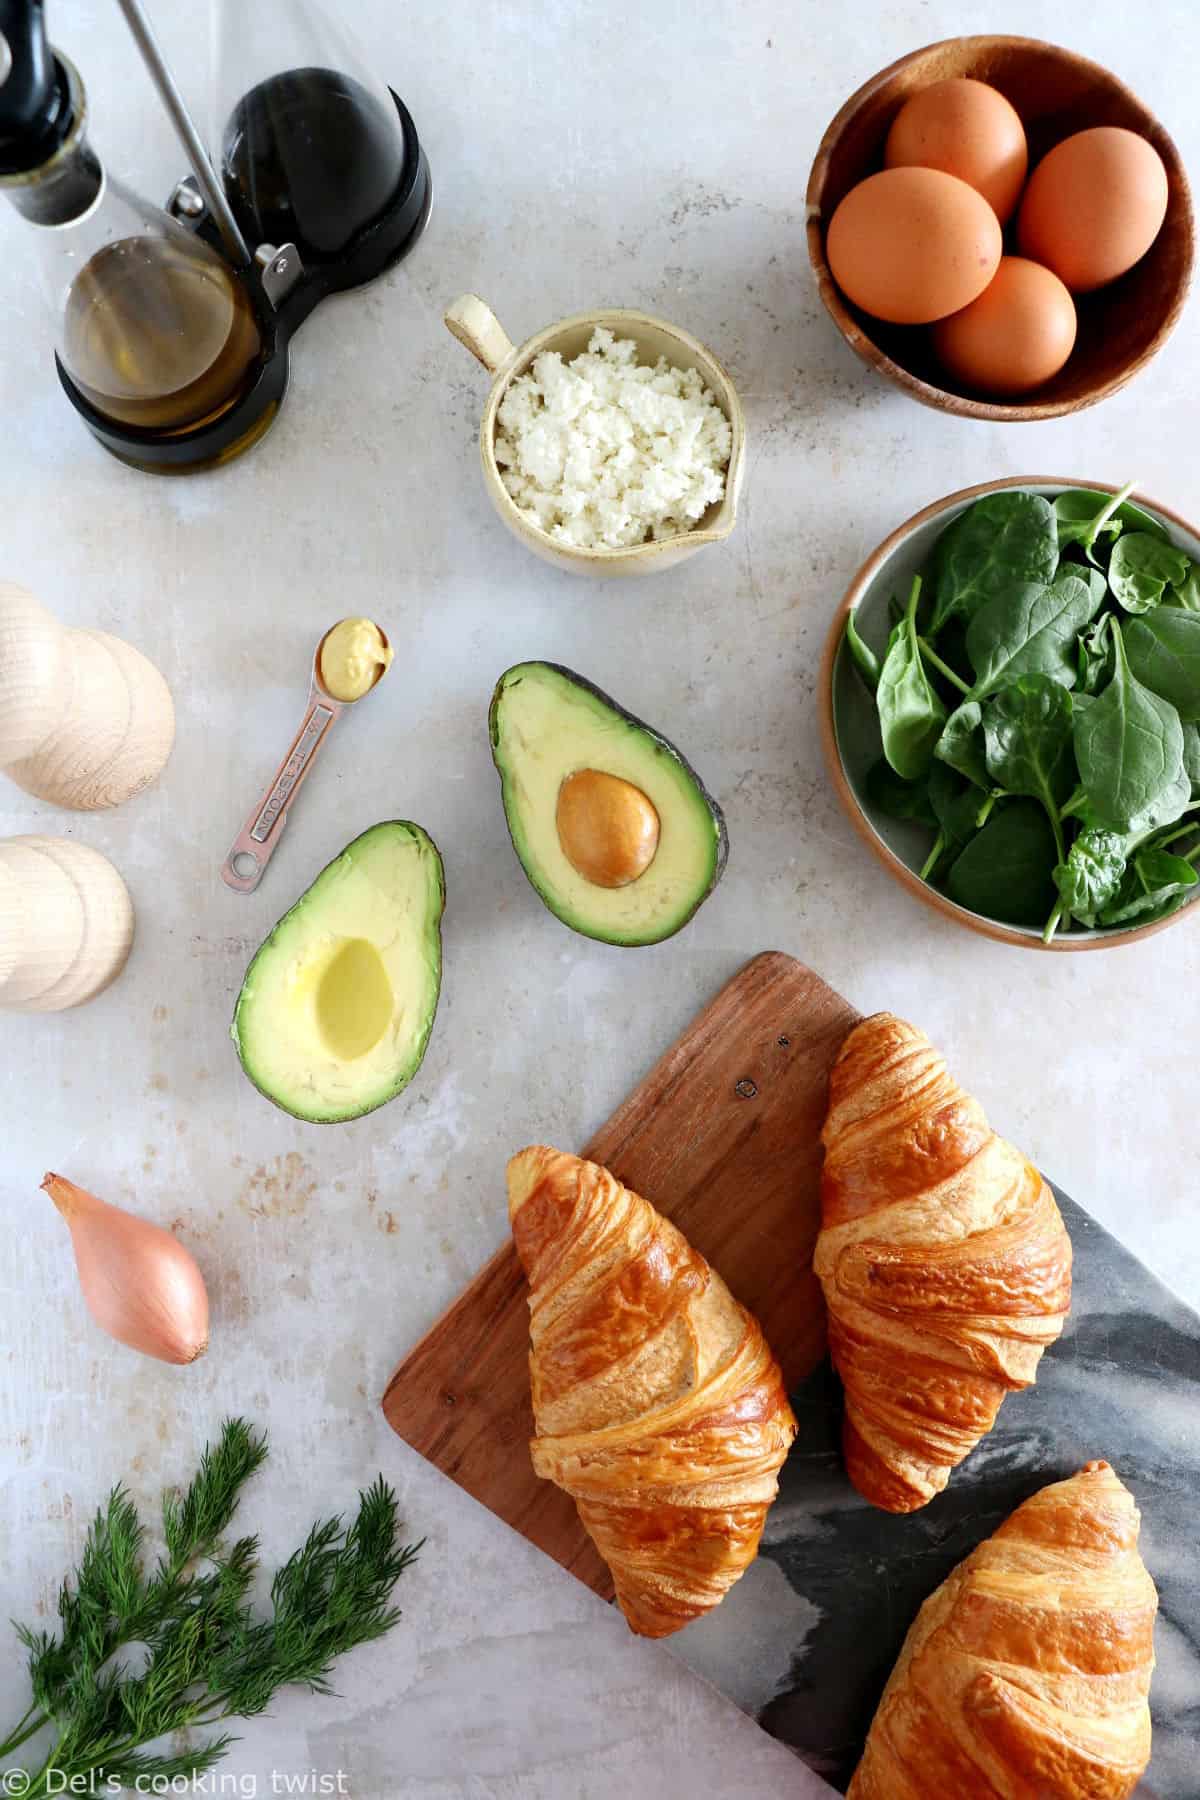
232, 821, 444, 1123
490, 662, 727, 946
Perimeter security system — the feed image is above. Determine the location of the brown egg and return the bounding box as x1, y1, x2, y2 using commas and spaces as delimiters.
885, 77, 1027, 224
556, 769, 660, 888
826, 167, 1003, 325
933, 256, 1077, 395
1017, 127, 1168, 293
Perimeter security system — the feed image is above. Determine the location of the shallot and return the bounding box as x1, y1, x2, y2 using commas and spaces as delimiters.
43, 1171, 209, 1364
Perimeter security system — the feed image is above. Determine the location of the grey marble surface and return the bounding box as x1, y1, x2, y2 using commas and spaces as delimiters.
2, 3, 1200, 1797
669, 1192, 1200, 1793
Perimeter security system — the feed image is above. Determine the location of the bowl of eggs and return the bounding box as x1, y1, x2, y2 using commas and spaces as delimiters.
806, 36, 1193, 418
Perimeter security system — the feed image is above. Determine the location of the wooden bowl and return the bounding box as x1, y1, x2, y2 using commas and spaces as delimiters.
806, 37, 1194, 420
820, 477, 1200, 951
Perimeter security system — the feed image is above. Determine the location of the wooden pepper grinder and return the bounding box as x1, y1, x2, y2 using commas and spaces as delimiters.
0, 836, 134, 1011
0, 581, 174, 809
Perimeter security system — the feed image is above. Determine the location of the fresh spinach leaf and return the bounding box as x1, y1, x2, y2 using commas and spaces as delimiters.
1106, 886, 1194, 928
844, 611, 881, 689
928, 615, 973, 684
920, 762, 994, 882
1053, 490, 1124, 558
966, 571, 1102, 698
929, 760, 991, 843
944, 799, 1059, 926
1052, 828, 1127, 927
935, 700, 989, 789
1108, 533, 1191, 615
1124, 765, 1193, 838
1077, 612, 1115, 695
1112, 497, 1169, 539
877, 576, 946, 780
866, 758, 936, 826
1123, 609, 1200, 720
982, 677, 1074, 860
1183, 722, 1200, 798
1169, 562, 1200, 612
1073, 625, 1185, 831
1098, 848, 1199, 926
1052, 483, 1166, 560
929, 492, 1058, 634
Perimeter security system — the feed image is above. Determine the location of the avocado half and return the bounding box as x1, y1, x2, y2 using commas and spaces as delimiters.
231, 821, 444, 1123
489, 662, 728, 946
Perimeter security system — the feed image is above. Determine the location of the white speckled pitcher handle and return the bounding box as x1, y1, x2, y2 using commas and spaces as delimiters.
444, 294, 517, 374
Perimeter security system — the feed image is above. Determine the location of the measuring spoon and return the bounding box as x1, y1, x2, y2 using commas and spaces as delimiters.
221, 618, 391, 894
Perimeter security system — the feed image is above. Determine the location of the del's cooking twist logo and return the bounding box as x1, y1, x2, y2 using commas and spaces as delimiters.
1, 1772, 351, 1796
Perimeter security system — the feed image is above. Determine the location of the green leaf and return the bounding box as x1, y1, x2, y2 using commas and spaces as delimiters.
3, 1425, 421, 1800
927, 759, 986, 844
929, 492, 1059, 633
1099, 847, 1199, 926
877, 576, 946, 779
865, 759, 937, 826
1073, 625, 1186, 831
966, 570, 1103, 699
1123, 609, 1200, 720
1077, 612, 1115, 695
1183, 722, 1200, 797
935, 700, 989, 789
843, 610, 881, 690
160, 1418, 268, 1577
1168, 562, 1200, 612
1052, 484, 1166, 561
982, 677, 1075, 831
208, 1478, 421, 1717
1053, 489, 1125, 557
1124, 764, 1193, 838
1052, 828, 1127, 927
1108, 532, 1191, 614
944, 799, 1060, 926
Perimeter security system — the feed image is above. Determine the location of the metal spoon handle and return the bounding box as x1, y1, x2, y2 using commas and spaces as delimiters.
220, 695, 341, 892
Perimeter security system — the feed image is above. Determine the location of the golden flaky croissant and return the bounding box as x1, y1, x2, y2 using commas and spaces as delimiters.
815, 1014, 1072, 1512
849, 1461, 1157, 1799
507, 1145, 796, 1638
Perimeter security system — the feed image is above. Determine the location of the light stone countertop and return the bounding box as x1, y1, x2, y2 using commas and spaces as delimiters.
2, 2, 1198, 1795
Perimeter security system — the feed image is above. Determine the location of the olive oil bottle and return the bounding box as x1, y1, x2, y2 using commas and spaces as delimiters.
0, 46, 262, 442
62, 225, 262, 433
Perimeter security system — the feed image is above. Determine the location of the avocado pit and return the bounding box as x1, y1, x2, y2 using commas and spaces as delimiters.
556, 769, 661, 888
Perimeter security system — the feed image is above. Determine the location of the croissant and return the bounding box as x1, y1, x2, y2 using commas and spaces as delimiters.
849, 1460, 1157, 1799
815, 1014, 1072, 1512
508, 1145, 796, 1638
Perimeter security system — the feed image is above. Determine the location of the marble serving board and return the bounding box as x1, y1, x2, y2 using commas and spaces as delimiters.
670, 1190, 1200, 1795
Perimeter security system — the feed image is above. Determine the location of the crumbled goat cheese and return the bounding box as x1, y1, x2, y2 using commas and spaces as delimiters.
493, 328, 732, 550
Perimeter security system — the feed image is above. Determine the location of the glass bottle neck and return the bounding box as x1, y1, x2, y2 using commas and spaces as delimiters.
4, 135, 103, 226
0, 49, 102, 225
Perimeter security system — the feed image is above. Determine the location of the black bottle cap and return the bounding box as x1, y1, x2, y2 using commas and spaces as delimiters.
0, 0, 72, 174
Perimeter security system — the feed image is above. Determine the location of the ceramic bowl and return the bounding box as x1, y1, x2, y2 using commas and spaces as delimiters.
806, 36, 1194, 421
820, 477, 1200, 951
444, 294, 745, 576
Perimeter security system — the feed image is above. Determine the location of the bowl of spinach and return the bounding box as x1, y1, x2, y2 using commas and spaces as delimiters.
822, 478, 1200, 948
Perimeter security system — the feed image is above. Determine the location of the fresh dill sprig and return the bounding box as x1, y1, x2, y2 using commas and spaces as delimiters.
1, 1420, 420, 1797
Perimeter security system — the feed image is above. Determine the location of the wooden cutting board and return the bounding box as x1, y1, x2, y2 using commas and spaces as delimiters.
382, 951, 860, 1595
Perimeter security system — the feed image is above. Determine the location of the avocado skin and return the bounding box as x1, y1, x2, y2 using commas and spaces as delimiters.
489, 661, 729, 946
230, 820, 445, 1124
